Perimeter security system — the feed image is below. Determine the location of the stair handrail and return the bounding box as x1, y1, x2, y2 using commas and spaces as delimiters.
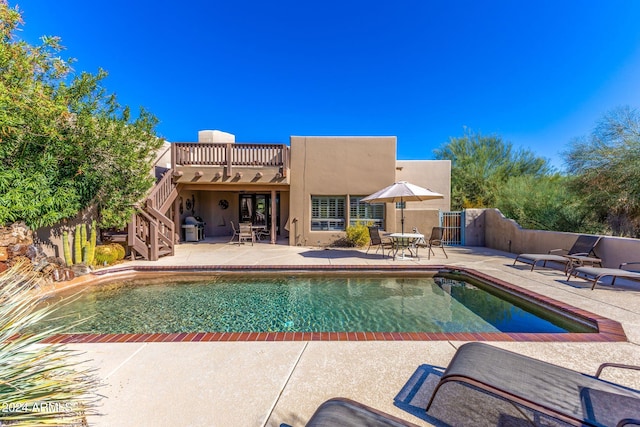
148, 170, 177, 211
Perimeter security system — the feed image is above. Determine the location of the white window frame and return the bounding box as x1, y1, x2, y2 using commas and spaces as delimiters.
311, 196, 346, 231
350, 196, 384, 227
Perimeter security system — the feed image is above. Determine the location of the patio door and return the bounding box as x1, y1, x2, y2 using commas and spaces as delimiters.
239, 194, 280, 232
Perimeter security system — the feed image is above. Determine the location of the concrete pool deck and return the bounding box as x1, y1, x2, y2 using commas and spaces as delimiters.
66, 239, 640, 426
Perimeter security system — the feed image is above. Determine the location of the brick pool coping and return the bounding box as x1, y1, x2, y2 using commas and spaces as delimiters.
41, 265, 628, 344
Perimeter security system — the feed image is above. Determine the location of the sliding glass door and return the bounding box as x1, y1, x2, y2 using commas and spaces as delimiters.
239, 194, 280, 232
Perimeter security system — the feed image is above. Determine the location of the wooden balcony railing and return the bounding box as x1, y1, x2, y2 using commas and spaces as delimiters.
171, 142, 289, 176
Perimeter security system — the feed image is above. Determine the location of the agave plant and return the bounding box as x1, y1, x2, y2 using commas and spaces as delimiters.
0, 260, 101, 426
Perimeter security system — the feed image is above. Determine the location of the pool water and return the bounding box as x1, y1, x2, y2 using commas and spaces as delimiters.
36, 275, 591, 334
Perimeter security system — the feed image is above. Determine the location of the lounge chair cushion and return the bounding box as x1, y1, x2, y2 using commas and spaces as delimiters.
306, 398, 420, 427
427, 342, 640, 426
571, 266, 640, 289
514, 235, 601, 271
515, 253, 570, 264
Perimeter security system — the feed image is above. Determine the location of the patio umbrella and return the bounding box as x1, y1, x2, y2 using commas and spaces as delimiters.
361, 181, 444, 235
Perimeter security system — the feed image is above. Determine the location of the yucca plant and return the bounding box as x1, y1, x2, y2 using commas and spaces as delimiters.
0, 260, 100, 426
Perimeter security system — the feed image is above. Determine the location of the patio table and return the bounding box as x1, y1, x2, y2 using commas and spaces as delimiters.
389, 232, 424, 260
251, 225, 268, 241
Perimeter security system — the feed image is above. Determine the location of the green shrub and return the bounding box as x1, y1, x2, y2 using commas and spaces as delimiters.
111, 243, 126, 260
345, 222, 370, 247
94, 245, 119, 266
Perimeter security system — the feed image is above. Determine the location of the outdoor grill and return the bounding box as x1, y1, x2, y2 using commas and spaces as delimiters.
182, 216, 205, 242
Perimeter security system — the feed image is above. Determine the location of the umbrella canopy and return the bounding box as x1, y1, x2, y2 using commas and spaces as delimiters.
361, 181, 444, 234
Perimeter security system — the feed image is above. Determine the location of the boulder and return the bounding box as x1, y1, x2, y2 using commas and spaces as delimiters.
70, 264, 92, 276
8, 243, 29, 258
0, 222, 33, 246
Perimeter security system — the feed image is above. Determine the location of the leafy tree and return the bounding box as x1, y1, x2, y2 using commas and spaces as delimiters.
434, 129, 552, 210
565, 106, 640, 237
0, 1, 164, 229
494, 174, 602, 233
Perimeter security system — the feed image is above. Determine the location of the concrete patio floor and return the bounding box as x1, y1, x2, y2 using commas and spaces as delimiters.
68, 238, 640, 426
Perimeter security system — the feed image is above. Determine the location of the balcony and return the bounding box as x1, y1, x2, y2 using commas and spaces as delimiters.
170, 142, 290, 185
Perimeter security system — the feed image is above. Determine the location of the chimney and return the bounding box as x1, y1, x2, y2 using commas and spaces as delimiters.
198, 130, 235, 143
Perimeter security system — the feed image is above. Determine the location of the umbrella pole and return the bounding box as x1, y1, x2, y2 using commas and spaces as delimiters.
401, 196, 404, 235
397, 197, 410, 260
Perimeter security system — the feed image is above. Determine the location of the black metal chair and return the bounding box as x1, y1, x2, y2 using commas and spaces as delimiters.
367, 227, 394, 258
414, 227, 448, 260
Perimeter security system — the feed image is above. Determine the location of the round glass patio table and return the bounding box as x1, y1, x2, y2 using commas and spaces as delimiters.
388, 232, 424, 260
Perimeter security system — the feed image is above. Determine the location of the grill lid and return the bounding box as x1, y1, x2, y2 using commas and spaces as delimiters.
184, 216, 202, 225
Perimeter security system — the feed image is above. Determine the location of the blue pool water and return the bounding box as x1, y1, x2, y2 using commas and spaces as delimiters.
37, 275, 591, 334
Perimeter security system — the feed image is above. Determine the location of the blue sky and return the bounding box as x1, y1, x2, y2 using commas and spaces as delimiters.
15, 0, 640, 169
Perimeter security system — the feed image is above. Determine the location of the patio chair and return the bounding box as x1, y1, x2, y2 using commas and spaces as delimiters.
238, 223, 255, 245
367, 226, 394, 258
426, 342, 640, 427
513, 234, 602, 272
229, 221, 240, 243
568, 262, 640, 290
306, 398, 421, 427
255, 226, 270, 241
414, 227, 448, 260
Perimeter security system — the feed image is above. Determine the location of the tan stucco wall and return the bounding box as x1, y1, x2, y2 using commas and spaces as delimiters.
395, 160, 451, 211
395, 210, 440, 236
464, 208, 485, 246
35, 206, 98, 259
289, 136, 397, 246
482, 208, 640, 268
393, 160, 451, 235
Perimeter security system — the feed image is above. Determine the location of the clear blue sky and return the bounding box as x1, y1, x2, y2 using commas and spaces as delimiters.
15, 0, 640, 169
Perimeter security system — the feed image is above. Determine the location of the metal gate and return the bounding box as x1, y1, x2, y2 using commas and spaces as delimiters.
439, 211, 465, 246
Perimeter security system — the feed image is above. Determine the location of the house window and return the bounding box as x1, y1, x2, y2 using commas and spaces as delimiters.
311, 196, 345, 230
350, 196, 384, 227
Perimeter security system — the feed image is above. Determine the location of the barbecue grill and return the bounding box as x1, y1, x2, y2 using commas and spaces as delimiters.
182, 216, 205, 242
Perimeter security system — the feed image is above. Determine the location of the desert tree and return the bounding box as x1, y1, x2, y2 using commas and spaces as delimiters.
0, 1, 165, 229
565, 106, 640, 237
434, 129, 552, 210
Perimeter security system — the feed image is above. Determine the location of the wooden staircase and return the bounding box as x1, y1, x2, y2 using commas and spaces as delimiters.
128, 170, 179, 261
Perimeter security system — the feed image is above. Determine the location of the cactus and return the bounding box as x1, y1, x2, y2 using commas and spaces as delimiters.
82, 244, 89, 266
62, 231, 73, 266
80, 223, 87, 248
73, 224, 82, 265
85, 220, 97, 265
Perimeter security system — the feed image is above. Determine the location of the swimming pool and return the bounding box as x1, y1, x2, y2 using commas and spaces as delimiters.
38, 273, 595, 335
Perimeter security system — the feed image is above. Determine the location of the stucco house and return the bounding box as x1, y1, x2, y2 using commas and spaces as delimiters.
119, 130, 451, 260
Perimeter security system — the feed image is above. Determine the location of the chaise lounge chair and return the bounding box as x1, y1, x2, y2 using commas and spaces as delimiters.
568, 262, 640, 290
305, 398, 421, 427
513, 234, 602, 272
426, 342, 640, 427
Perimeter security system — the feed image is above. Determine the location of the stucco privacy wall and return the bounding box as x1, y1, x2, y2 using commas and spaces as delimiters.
395, 160, 451, 211
289, 136, 397, 246
481, 208, 640, 269
395, 160, 451, 236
